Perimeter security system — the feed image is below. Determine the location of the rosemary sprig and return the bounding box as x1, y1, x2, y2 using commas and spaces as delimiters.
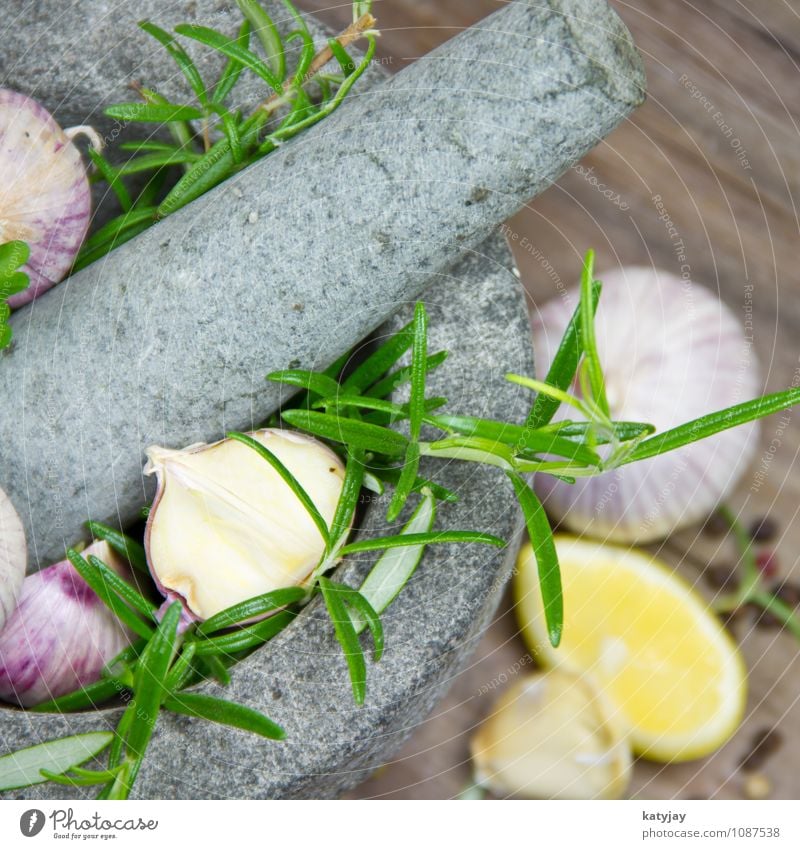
85, 520, 149, 575
623, 392, 800, 463
0, 240, 30, 349
281, 410, 410, 455
337, 531, 504, 555
66, 549, 156, 640
31, 677, 129, 714
196, 587, 306, 635
386, 303, 427, 521
225, 424, 499, 702
74, 0, 378, 270
189, 610, 296, 656
527, 275, 600, 429
329, 451, 366, 547
352, 488, 436, 631
162, 693, 285, 740
319, 576, 368, 704
712, 506, 800, 642
226, 430, 331, 546
11, 250, 800, 801
266, 252, 800, 650
507, 471, 562, 646
578, 251, 610, 420
0, 733, 113, 791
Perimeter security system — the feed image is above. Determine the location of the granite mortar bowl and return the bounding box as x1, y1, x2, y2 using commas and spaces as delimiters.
0, 2, 536, 798
3, 235, 533, 800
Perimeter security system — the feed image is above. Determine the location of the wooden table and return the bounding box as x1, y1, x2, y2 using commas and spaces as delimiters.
299, 0, 800, 799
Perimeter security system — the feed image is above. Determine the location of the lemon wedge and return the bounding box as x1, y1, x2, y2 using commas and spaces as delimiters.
515, 535, 747, 762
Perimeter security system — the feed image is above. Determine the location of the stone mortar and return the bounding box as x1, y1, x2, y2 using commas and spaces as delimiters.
4, 233, 533, 799
0, 0, 645, 567
0, 0, 645, 797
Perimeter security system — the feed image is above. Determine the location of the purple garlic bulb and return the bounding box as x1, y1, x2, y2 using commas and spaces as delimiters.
0, 540, 134, 707
0, 89, 93, 306
0, 485, 26, 633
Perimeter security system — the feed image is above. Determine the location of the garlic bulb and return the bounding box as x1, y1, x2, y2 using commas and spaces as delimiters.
0, 486, 26, 633
532, 267, 760, 542
0, 89, 92, 306
0, 540, 134, 707
144, 428, 346, 621
470, 669, 631, 799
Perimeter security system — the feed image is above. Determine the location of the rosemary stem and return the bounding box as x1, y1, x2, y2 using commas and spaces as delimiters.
256, 12, 377, 114
750, 590, 800, 642
716, 504, 761, 606
709, 505, 800, 643
418, 441, 512, 471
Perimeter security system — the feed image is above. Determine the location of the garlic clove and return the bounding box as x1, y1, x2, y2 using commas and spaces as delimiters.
470, 669, 631, 799
0, 486, 26, 632
0, 540, 134, 707
144, 428, 346, 621
0, 89, 92, 306
532, 267, 760, 543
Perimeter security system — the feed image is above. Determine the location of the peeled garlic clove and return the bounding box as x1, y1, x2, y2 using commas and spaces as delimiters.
0, 486, 26, 633
532, 267, 760, 543
470, 669, 631, 799
0, 540, 134, 707
0, 89, 92, 306
144, 428, 346, 621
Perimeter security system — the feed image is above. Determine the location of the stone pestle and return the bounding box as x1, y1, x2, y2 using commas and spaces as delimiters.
0, 0, 645, 568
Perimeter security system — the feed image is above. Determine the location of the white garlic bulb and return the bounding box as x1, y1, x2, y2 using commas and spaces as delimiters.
0, 486, 26, 633
0, 89, 92, 306
144, 428, 346, 621
532, 267, 760, 542
470, 669, 631, 799
0, 540, 134, 707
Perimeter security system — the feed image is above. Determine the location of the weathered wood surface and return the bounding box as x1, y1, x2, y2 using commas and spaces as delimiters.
300, 0, 800, 799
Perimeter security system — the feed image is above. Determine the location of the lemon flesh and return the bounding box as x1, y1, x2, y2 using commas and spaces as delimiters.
515, 535, 747, 762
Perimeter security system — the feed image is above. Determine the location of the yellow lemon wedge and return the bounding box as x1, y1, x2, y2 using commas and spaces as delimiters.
514, 535, 747, 762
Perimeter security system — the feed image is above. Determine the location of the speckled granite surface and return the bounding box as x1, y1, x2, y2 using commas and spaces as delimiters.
1, 0, 644, 567
0, 0, 644, 797
4, 233, 533, 799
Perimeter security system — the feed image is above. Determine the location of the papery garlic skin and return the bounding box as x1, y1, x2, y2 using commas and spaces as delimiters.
144, 429, 346, 621
0, 486, 27, 632
470, 670, 631, 800
0, 540, 134, 707
0, 89, 92, 306
532, 267, 760, 543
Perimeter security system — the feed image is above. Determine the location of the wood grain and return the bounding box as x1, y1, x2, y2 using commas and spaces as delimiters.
299, 0, 800, 799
